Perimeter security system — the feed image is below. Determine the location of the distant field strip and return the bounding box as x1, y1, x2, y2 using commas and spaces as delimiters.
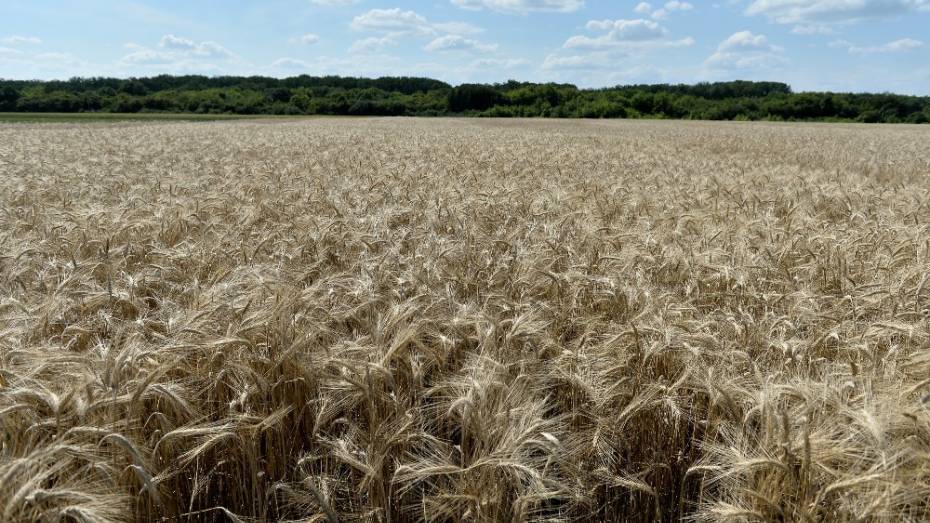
0, 112, 302, 123
2, 118, 930, 522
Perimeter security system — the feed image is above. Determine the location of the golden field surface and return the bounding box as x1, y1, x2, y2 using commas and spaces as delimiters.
2, 118, 930, 522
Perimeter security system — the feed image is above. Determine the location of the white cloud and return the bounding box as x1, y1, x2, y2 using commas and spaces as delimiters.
121, 49, 177, 65
651, 1, 693, 19
194, 41, 234, 58
120, 35, 238, 69
631, 1, 693, 20
634, 2, 653, 14
290, 33, 320, 45
664, 1, 693, 11
432, 22, 484, 35
470, 57, 530, 68
650, 8, 669, 19
159, 34, 196, 50
2, 35, 42, 45
705, 31, 786, 70
745, 0, 930, 25
879, 37, 924, 51
566, 19, 695, 51
790, 24, 836, 34
349, 8, 485, 55
579, 19, 667, 42
541, 52, 676, 87
547, 15, 693, 73
261, 54, 411, 79
704, 52, 786, 70
830, 37, 924, 54
351, 8, 482, 37
424, 35, 498, 53
351, 8, 433, 35
543, 52, 615, 70
449, 0, 583, 14
157, 35, 234, 58
271, 57, 312, 69
349, 36, 398, 54
717, 30, 780, 52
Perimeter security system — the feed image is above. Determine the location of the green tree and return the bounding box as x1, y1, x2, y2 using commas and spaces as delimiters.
0, 86, 19, 111
448, 84, 503, 112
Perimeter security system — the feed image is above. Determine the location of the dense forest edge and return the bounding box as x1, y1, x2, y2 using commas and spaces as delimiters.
1, 75, 928, 123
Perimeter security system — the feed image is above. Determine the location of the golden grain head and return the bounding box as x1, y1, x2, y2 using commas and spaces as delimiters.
2, 117, 930, 522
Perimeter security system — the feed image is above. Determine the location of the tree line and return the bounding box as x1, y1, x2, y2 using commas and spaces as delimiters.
1, 75, 928, 123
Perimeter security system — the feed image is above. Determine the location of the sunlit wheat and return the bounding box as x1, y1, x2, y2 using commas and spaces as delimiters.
2, 118, 929, 522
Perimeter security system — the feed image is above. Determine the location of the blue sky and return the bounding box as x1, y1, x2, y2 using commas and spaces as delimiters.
2, 1, 929, 93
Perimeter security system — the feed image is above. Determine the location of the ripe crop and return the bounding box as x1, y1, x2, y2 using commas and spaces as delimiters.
2, 118, 930, 521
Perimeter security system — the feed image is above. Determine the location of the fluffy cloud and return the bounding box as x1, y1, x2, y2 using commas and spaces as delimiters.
155, 34, 234, 59
424, 35, 497, 53
470, 57, 530, 68
563, 19, 693, 50
830, 37, 924, 54
2, 35, 42, 45
651, 1, 694, 20
431, 22, 484, 35
349, 36, 398, 54
351, 8, 433, 35
120, 35, 238, 70
350, 8, 493, 57
870, 37, 924, 51
351, 8, 480, 36
121, 49, 178, 65
542, 52, 615, 70
290, 33, 320, 45
546, 17, 692, 72
541, 52, 675, 90
579, 19, 667, 42
449, 0, 583, 14
790, 24, 836, 34
634, 2, 653, 14
664, 1, 693, 11
745, 0, 930, 25
718, 30, 779, 52
270, 57, 312, 69
629, 1, 693, 19
705, 31, 786, 70
194, 41, 235, 59
261, 53, 415, 79
159, 34, 195, 50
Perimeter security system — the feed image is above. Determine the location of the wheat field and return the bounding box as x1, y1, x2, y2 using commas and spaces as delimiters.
2, 118, 930, 522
